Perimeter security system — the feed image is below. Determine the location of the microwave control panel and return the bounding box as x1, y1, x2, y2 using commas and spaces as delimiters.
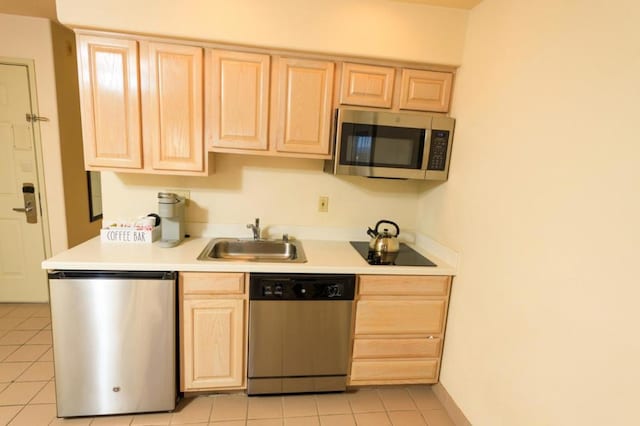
427, 130, 450, 171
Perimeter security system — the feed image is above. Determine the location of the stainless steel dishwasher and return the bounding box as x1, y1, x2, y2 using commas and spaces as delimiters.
48, 270, 177, 418
247, 273, 355, 395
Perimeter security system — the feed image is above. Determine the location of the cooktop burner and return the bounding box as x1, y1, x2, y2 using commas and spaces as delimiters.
350, 241, 437, 267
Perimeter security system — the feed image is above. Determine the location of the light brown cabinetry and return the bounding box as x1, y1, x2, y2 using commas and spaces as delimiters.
349, 275, 451, 386
180, 272, 247, 391
76, 34, 207, 174
206, 50, 270, 152
399, 68, 452, 113
338, 62, 453, 113
271, 57, 335, 157
339, 63, 395, 108
205, 53, 334, 158
77, 35, 142, 169
142, 42, 204, 172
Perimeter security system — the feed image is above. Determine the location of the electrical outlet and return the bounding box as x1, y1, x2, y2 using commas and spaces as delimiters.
318, 196, 329, 213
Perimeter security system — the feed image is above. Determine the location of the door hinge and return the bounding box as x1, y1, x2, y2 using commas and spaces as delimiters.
25, 113, 49, 123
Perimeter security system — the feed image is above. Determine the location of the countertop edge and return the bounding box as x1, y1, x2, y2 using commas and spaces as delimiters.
42, 236, 457, 277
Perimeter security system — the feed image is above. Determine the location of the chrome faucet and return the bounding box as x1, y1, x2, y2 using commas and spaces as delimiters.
247, 218, 261, 240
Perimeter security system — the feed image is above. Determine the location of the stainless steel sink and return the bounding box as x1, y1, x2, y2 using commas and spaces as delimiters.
197, 238, 307, 263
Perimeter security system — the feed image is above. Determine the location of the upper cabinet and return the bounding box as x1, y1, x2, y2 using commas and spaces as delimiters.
76, 31, 456, 173
338, 62, 453, 113
77, 36, 142, 169
205, 50, 270, 152
142, 42, 204, 172
205, 53, 334, 159
339, 63, 395, 109
399, 69, 452, 113
271, 57, 335, 157
76, 34, 208, 175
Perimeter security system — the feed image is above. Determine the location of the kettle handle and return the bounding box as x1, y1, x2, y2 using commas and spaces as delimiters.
374, 220, 400, 237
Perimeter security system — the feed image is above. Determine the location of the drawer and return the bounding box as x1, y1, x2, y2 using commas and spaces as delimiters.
181, 272, 245, 295
350, 359, 439, 383
354, 299, 446, 335
352, 337, 442, 359
358, 275, 450, 297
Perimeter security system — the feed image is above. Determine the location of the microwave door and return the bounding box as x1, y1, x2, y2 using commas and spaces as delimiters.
335, 121, 428, 180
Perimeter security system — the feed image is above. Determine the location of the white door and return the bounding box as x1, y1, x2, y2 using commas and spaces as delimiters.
0, 63, 48, 302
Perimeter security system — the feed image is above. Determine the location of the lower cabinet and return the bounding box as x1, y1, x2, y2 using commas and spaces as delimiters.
349, 275, 451, 385
180, 272, 247, 391
178, 272, 451, 391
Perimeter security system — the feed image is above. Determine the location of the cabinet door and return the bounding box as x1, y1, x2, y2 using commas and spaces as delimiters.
272, 57, 334, 156
182, 298, 245, 390
399, 69, 452, 113
206, 50, 270, 151
143, 42, 204, 172
77, 35, 142, 169
359, 275, 450, 297
350, 359, 439, 384
340, 63, 394, 108
354, 299, 447, 335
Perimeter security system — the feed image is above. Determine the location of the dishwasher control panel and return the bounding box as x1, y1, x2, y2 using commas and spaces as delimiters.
249, 273, 355, 300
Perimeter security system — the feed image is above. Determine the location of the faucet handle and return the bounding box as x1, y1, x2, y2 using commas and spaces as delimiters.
247, 218, 261, 240
282, 233, 289, 243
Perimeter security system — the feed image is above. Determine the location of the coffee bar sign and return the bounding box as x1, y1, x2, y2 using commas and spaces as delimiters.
100, 227, 160, 244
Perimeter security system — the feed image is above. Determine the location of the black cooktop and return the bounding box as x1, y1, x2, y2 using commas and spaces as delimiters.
350, 241, 437, 267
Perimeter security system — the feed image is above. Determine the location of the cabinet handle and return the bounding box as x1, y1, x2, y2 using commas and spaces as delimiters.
426, 336, 435, 340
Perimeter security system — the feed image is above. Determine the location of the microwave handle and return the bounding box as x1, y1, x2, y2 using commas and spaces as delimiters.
421, 130, 432, 172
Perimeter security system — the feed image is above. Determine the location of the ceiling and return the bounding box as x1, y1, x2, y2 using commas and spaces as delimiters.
0, 0, 482, 22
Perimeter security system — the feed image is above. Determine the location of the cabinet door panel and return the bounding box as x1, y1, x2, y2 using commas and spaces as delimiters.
359, 275, 450, 297
350, 359, 439, 383
340, 63, 394, 108
399, 69, 452, 112
144, 42, 204, 172
273, 57, 334, 156
355, 299, 446, 335
352, 337, 441, 359
182, 298, 244, 390
207, 50, 270, 151
77, 35, 141, 169
181, 272, 245, 295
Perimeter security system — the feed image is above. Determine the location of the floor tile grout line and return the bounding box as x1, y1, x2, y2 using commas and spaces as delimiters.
0, 304, 455, 425
3, 310, 40, 426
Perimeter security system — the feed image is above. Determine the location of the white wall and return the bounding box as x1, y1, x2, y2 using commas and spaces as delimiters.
0, 14, 68, 255
418, 0, 640, 424
102, 154, 422, 238
55, 0, 468, 65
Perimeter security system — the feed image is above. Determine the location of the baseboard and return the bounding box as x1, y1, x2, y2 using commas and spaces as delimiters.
432, 383, 471, 426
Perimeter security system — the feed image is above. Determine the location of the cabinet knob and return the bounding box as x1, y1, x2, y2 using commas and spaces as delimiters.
426, 335, 435, 340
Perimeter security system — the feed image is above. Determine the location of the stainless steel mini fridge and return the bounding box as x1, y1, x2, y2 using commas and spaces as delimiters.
48, 270, 177, 418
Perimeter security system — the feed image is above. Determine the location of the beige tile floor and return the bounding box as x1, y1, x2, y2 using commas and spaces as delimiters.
0, 303, 455, 425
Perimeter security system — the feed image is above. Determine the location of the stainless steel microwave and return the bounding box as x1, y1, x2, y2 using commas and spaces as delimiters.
324, 107, 455, 181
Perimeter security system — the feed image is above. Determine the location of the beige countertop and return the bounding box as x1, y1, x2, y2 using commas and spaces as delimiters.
42, 236, 456, 276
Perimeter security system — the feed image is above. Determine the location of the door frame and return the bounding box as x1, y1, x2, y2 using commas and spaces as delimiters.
0, 57, 52, 260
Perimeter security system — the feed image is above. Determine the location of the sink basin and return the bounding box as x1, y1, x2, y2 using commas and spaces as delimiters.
197, 238, 307, 263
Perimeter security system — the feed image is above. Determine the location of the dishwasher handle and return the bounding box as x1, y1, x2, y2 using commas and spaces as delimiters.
48, 270, 176, 280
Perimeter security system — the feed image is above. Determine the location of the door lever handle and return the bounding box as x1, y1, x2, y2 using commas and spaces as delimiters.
13, 200, 34, 213
13, 206, 34, 213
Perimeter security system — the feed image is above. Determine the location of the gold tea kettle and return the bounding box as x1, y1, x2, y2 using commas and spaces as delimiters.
367, 220, 400, 264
